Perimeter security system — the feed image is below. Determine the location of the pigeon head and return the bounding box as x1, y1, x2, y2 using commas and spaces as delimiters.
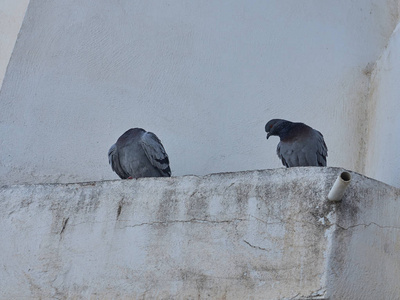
265, 119, 293, 139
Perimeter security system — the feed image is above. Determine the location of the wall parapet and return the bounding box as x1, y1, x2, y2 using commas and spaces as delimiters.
0, 167, 399, 299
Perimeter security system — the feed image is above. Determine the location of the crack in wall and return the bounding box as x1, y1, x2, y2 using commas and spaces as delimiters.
56, 218, 400, 237
57, 218, 250, 229
59, 214, 335, 233
121, 218, 249, 228
243, 239, 269, 251
282, 287, 327, 300
59, 217, 69, 240
336, 222, 400, 230
249, 214, 283, 225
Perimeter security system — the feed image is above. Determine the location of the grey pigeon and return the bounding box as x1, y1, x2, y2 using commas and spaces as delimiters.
108, 128, 171, 179
265, 119, 327, 167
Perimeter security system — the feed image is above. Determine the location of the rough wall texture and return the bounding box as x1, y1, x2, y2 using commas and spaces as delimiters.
0, 0, 399, 185
364, 22, 400, 188
327, 172, 400, 299
1, 168, 334, 299
1, 167, 399, 299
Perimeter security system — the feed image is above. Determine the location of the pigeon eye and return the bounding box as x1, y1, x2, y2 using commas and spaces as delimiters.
269, 125, 273, 129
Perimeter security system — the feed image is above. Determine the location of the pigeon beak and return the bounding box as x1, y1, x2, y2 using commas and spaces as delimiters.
266, 132, 271, 139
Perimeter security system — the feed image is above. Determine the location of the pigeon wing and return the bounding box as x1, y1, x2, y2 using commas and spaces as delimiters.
315, 130, 328, 166
140, 132, 171, 177
278, 136, 318, 167
277, 142, 290, 167
108, 144, 130, 179
295, 129, 328, 167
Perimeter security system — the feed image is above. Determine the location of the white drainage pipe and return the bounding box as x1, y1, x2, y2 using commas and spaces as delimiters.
328, 171, 351, 201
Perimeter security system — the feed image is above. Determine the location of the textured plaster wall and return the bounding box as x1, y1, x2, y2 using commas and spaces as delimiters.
0, 0, 399, 185
0, 168, 334, 299
364, 22, 400, 188
327, 171, 400, 299
1, 168, 399, 299
0, 0, 30, 90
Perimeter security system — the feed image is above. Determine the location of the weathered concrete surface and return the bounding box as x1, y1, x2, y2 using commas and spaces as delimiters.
364, 22, 400, 188
0, 167, 399, 299
327, 172, 400, 300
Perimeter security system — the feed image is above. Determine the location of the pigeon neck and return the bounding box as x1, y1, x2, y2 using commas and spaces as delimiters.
278, 123, 297, 141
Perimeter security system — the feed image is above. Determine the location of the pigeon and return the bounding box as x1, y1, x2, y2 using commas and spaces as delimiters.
108, 128, 171, 179
265, 119, 327, 167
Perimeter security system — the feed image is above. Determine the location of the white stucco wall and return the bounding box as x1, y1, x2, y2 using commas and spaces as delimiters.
0, 0, 399, 185
327, 171, 400, 299
364, 22, 400, 188
1, 168, 399, 299
0, 0, 29, 90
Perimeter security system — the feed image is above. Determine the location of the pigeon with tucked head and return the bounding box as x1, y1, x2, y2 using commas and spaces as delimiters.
265, 119, 327, 167
108, 128, 171, 179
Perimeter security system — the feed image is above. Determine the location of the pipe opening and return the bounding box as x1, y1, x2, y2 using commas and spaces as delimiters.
340, 172, 351, 182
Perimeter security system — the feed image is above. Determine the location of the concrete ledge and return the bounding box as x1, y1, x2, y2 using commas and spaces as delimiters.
0, 167, 399, 299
